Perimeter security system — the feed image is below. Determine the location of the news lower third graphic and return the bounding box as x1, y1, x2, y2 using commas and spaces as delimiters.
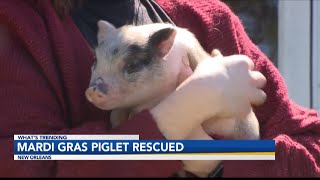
13, 135, 275, 160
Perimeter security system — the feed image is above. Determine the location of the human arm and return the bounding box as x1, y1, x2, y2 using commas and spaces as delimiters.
154, 0, 320, 177
222, 8, 320, 177
151, 51, 266, 140
150, 51, 266, 177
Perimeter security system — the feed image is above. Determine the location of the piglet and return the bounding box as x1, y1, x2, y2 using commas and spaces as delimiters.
85, 20, 260, 177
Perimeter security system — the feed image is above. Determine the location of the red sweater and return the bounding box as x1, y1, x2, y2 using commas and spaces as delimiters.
0, 0, 319, 177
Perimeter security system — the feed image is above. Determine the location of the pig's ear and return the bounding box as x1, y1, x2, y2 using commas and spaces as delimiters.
148, 28, 177, 58
97, 20, 116, 44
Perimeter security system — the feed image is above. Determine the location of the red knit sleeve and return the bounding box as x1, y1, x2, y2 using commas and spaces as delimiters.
214, 1, 320, 177
0, 25, 182, 177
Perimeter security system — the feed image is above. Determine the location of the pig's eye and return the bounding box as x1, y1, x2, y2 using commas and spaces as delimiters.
124, 61, 145, 74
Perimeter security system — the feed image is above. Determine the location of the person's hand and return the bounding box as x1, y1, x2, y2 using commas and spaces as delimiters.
178, 51, 266, 119
150, 51, 267, 140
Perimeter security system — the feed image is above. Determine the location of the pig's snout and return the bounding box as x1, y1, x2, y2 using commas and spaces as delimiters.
90, 77, 109, 94
85, 86, 108, 103
85, 77, 109, 103
95, 82, 108, 95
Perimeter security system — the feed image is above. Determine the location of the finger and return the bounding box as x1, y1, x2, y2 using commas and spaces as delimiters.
250, 71, 267, 88
211, 49, 223, 58
225, 55, 255, 70
249, 89, 267, 106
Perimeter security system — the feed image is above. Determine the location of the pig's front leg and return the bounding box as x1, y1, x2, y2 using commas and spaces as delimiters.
232, 110, 260, 140
202, 109, 260, 140
110, 108, 132, 129
179, 126, 222, 178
